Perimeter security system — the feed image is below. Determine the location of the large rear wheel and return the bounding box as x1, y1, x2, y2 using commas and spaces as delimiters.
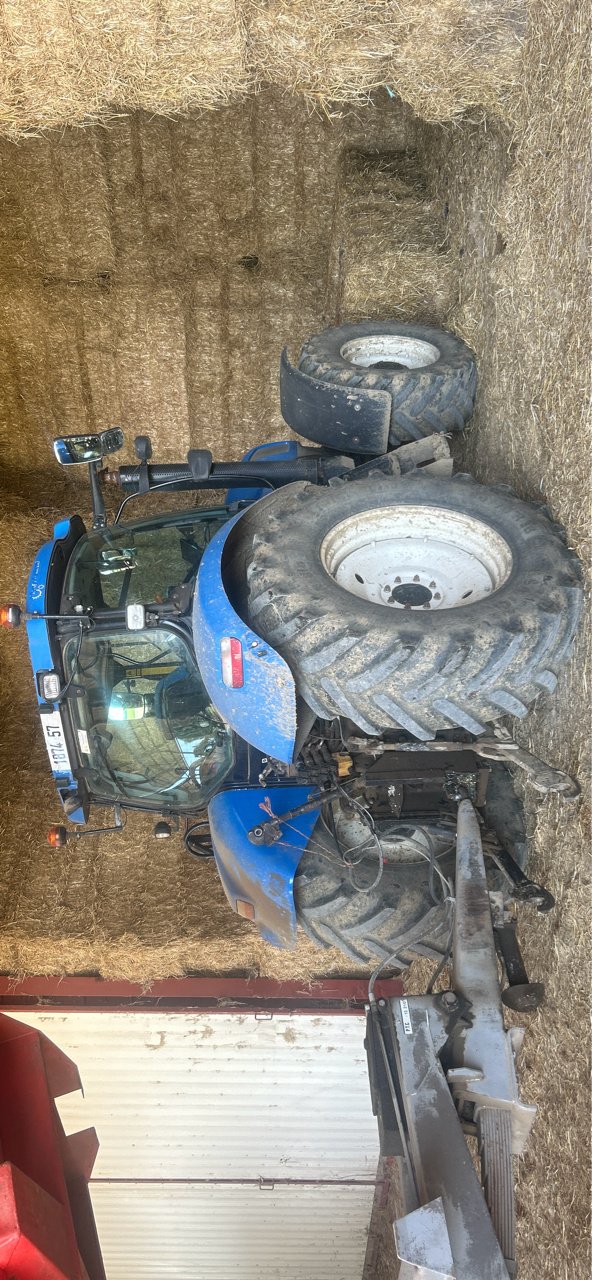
295, 811, 454, 966
244, 473, 583, 739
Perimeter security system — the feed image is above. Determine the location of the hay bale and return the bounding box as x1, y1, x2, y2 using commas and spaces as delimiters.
93, 284, 191, 460
0, 0, 527, 136
248, 0, 527, 120
0, 131, 113, 280
0, 286, 65, 483
342, 244, 458, 324
331, 147, 458, 324
248, 0, 396, 102
0, 0, 251, 136
0, 282, 193, 474
383, 0, 528, 122
0, 94, 418, 491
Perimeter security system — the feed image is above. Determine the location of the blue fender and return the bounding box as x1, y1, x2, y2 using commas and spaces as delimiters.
193, 507, 298, 765
208, 786, 319, 948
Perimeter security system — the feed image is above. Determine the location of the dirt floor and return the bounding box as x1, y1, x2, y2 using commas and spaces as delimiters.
0, 0, 589, 1275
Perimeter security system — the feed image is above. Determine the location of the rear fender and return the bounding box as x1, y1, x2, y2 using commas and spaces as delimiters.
193, 505, 298, 764
208, 786, 318, 948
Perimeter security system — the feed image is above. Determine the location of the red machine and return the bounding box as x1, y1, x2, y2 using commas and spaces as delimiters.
0, 1013, 105, 1280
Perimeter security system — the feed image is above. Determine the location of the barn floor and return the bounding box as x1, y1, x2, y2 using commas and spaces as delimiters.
0, 0, 589, 1275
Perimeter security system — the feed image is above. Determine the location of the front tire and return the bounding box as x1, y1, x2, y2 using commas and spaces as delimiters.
244, 474, 583, 739
294, 765, 526, 966
298, 322, 477, 446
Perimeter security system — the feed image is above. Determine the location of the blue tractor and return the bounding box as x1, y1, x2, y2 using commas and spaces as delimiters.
2, 321, 584, 1277
3, 320, 582, 964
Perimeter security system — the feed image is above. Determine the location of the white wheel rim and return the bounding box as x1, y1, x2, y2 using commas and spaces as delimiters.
340, 334, 440, 370
320, 505, 513, 610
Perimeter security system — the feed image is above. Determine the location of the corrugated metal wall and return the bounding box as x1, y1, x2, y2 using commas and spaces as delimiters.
13, 1010, 380, 1279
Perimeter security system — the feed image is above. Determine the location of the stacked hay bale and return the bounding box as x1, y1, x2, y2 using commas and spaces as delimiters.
328, 148, 457, 323
0, 0, 528, 139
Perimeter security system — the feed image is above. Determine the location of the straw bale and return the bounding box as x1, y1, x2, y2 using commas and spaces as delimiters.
109, 0, 251, 115
342, 244, 457, 324
0, 0, 528, 136
332, 145, 458, 324
248, 0, 527, 120
183, 273, 228, 455
0, 93, 421, 491
253, 93, 303, 252
0, 0, 99, 134
382, 0, 528, 123
200, 102, 258, 260
0, 147, 38, 277
98, 117, 153, 277
247, 1, 396, 102
171, 107, 257, 266
0, 0, 251, 137
0, 324, 31, 483
0, 286, 63, 467
104, 284, 191, 460
225, 263, 267, 444
0, 131, 114, 280
0, 140, 69, 279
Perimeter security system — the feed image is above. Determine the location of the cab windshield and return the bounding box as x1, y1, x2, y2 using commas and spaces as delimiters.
62, 627, 233, 811
63, 509, 226, 613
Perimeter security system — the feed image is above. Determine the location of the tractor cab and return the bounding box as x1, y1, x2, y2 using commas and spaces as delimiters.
19, 500, 237, 826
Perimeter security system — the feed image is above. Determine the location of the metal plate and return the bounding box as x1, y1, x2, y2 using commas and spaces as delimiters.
39, 708, 73, 777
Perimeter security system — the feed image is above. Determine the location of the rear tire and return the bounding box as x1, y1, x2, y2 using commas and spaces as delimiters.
298, 322, 477, 446
244, 473, 583, 739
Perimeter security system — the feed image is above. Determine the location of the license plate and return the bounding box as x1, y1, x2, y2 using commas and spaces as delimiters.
40, 710, 73, 776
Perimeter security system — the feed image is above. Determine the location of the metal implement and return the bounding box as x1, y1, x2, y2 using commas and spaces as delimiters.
475, 726, 580, 797
347, 733, 579, 795
367, 797, 536, 1279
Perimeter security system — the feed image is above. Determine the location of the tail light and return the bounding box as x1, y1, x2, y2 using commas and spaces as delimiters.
220, 637, 244, 688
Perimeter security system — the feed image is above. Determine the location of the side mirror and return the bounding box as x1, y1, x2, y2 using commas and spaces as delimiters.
53, 428, 124, 466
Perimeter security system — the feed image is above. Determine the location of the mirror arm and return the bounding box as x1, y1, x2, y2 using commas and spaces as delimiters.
89, 459, 107, 529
